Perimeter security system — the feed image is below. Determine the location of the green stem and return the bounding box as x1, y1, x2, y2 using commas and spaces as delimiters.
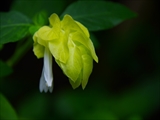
6, 37, 33, 67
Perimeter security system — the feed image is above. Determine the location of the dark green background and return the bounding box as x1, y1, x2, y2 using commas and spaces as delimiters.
0, 0, 159, 120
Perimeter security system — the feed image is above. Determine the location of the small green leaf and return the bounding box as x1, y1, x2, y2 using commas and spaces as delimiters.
33, 11, 48, 26
0, 60, 13, 78
0, 93, 18, 120
61, 1, 137, 31
0, 11, 32, 44
28, 11, 48, 35
29, 25, 41, 35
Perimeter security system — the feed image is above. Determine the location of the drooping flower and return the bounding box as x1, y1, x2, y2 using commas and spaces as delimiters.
33, 13, 98, 92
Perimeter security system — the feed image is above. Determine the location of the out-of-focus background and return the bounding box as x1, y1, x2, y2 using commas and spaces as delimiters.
0, 0, 159, 120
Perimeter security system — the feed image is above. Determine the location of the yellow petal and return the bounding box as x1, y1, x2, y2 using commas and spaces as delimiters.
33, 43, 44, 58
49, 13, 61, 28
61, 14, 98, 62
33, 32, 45, 58
61, 15, 82, 33
56, 40, 82, 82
49, 30, 69, 63
75, 21, 90, 38
69, 70, 82, 89
33, 31, 39, 42
49, 13, 61, 36
71, 32, 98, 63
33, 32, 47, 47
37, 26, 59, 40
81, 54, 93, 89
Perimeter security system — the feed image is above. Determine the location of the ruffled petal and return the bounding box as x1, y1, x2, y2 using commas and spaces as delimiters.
75, 21, 90, 38
33, 42, 45, 58
49, 13, 61, 28
61, 15, 83, 34
49, 30, 69, 63
33, 32, 45, 58
33, 32, 38, 43
81, 54, 93, 89
71, 32, 98, 63
56, 40, 82, 82
69, 70, 82, 89
37, 26, 59, 41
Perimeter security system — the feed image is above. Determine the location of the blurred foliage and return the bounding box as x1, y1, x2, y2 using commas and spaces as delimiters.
0, 0, 159, 120
0, 93, 18, 119
0, 11, 32, 44
61, 1, 137, 31
0, 60, 13, 78
11, 0, 69, 18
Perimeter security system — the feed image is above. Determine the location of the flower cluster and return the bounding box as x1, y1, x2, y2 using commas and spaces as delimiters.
33, 13, 98, 92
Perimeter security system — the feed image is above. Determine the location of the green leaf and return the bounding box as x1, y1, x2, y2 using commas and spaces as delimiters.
61, 1, 137, 31
17, 92, 48, 119
54, 74, 160, 119
11, 0, 68, 18
0, 11, 32, 44
29, 25, 41, 35
0, 44, 3, 50
0, 60, 13, 78
0, 93, 18, 120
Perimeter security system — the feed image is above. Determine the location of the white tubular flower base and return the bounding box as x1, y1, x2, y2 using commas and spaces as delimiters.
39, 48, 53, 93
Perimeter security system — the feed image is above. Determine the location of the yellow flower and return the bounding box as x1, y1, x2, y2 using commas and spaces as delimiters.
33, 13, 98, 92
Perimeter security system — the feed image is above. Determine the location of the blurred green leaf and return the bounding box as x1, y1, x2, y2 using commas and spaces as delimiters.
17, 92, 49, 119
107, 24, 159, 72
61, 1, 137, 31
11, 0, 68, 18
0, 44, 3, 50
109, 74, 160, 118
128, 115, 142, 120
0, 60, 13, 78
54, 74, 160, 119
0, 93, 18, 120
0, 11, 32, 44
29, 25, 41, 35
